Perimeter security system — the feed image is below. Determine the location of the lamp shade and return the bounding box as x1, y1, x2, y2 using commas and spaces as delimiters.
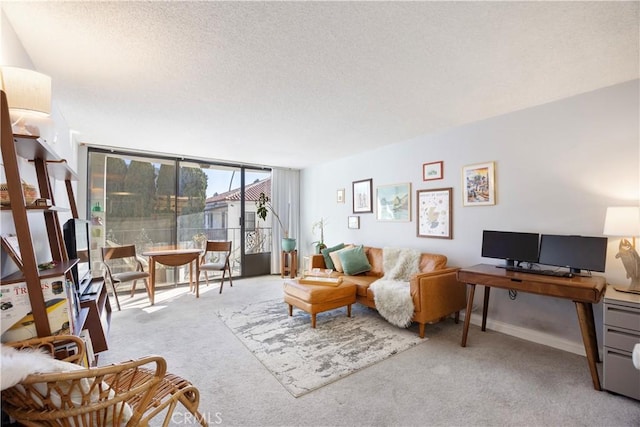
603, 206, 640, 237
0, 66, 51, 115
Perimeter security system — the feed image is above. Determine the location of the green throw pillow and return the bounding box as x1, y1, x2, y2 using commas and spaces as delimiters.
321, 243, 345, 270
338, 245, 372, 275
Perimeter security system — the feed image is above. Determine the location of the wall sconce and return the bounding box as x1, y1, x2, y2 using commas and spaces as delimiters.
0, 66, 51, 136
603, 206, 640, 294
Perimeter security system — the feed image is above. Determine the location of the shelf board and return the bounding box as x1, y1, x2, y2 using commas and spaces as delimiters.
0, 259, 79, 285
73, 307, 90, 336
13, 134, 61, 162
0, 205, 70, 212
44, 159, 78, 181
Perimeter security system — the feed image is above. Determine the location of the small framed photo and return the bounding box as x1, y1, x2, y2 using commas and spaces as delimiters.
417, 188, 453, 239
376, 183, 411, 222
336, 188, 345, 203
1, 234, 23, 269
348, 216, 360, 229
352, 178, 373, 213
462, 161, 496, 206
423, 161, 443, 181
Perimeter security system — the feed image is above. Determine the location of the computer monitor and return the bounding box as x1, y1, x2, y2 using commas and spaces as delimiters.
481, 230, 540, 267
63, 218, 92, 293
538, 234, 608, 274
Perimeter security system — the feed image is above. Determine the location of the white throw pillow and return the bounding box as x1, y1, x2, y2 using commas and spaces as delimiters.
329, 245, 354, 272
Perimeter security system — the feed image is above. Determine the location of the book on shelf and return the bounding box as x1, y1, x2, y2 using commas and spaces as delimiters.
0, 276, 72, 343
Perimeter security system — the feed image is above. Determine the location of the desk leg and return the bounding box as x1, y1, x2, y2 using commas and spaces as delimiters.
575, 301, 601, 391
482, 286, 490, 332
585, 303, 600, 363
149, 258, 156, 305
461, 284, 476, 347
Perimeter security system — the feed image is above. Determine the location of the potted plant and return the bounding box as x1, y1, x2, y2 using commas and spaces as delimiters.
312, 218, 327, 254
256, 192, 296, 251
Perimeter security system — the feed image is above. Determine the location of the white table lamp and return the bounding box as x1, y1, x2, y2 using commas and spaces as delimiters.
603, 206, 640, 294
0, 66, 51, 136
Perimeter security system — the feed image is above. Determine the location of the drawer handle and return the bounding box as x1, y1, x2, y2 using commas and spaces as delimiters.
607, 306, 640, 315
606, 328, 640, 339
606, 348, 632, 359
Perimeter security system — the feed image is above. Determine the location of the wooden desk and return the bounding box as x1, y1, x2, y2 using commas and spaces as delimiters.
142, 249, 202, 304
457, 263, 606, 390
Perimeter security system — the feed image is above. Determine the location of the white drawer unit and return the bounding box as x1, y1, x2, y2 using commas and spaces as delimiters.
603, 286, 640, 400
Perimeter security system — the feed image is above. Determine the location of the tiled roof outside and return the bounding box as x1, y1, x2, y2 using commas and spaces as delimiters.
206, 177, 271, 203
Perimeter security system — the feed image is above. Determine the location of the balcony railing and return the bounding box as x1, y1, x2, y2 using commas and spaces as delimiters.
102, 226, 272, 288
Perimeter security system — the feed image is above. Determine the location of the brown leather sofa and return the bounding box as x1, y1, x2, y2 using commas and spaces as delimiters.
309, 246, 468, 338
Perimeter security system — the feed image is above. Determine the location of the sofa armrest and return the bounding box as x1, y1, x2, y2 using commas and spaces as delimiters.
310, 254, 327, 270
410, 267, 467, 316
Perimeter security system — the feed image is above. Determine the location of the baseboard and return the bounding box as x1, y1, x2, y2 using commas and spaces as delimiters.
463, 312, 592, 357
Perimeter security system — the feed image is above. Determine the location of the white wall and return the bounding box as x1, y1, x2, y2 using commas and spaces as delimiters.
1, 11, 75, 277
300, 79, 639, 354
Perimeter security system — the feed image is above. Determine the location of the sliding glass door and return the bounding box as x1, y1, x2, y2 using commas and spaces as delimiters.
88, 149, 272, 287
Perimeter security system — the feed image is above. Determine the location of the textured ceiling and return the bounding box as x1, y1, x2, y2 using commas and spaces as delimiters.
1, 1, 638, 169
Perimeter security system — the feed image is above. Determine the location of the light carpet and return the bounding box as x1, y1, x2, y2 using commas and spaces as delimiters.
217, 299, 425, 397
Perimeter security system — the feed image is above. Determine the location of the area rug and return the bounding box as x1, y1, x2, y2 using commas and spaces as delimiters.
217, 299, 426, 397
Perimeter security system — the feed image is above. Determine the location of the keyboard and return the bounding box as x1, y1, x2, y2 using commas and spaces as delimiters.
504, 266, 573, 278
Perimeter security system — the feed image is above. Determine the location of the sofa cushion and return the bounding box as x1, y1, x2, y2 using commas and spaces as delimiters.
339, 245, 372, 275
364, 247, 385, 276
341, 275, 378, 297
321, 243, 345, 270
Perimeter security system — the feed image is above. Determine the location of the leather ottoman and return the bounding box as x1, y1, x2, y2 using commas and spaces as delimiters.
283, 279, 357, 328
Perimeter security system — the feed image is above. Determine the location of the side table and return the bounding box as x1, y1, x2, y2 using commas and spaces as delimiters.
281, 250, 297, 278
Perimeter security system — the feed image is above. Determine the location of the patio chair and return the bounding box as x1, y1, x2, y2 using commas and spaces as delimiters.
102, 244, 151, 310
197, 241, 233, 294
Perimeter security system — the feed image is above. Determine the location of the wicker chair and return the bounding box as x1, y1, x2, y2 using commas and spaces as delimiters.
2, 335, 207, 426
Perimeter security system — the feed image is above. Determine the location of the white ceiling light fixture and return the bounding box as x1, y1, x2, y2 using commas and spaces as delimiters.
0, 66, 51, 136
603, 206, 640, 294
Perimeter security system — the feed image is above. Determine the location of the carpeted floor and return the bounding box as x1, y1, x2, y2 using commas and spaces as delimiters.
217, 299, 425, 397
100, 275, 640, 426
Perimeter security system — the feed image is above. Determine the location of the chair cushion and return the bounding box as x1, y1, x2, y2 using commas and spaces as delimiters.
200, 262, 225, 271
112, 271, 149, 283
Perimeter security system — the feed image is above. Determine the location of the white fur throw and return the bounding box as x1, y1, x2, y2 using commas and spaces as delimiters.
1, 345, 133, 424
1, 345, 84, 390
370, 280, 414, 328
382, 247, 421, 281
368, 248, 420, 328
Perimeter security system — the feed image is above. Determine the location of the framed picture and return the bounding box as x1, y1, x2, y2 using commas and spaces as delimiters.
348, 216, 360, 229
376, 183, 411, 221
1, 234, 23, 269
417, 188, 453, 239
423, 161, 443, 181
462, 161, 496, 206
352, 179, 373, 213
336, 188, 345, 204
